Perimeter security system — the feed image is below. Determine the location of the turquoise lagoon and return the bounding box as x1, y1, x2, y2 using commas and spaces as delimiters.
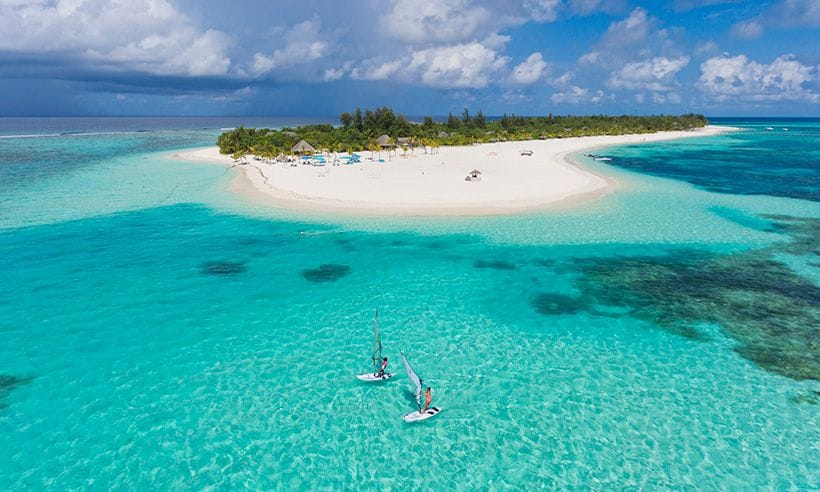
0, 118, 818, 489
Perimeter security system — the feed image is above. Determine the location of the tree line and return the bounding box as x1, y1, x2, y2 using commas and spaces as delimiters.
217, 107, 708, 157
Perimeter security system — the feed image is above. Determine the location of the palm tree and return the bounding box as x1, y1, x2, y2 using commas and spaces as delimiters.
367, 141, 381, 161
232, 150, 247, 164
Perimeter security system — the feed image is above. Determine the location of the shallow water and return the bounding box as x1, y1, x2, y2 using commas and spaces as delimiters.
0, 118, 817, 488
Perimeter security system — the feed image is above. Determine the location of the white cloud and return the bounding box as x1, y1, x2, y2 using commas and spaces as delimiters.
698, 54, 818, 102
0, 0, 232, 76
652, 91, 682, 104
577, 7, 658, 68
501, 90, 532, 103
730, 20, 764, 39
379, 0, 495, 44
210, 86, 255, 102
608, 56, 689, 91
767, 0, 820, 27
578, 51, 601, 65
351, 41, 508, 88
351, 59, 405, 81
509, 52, 549, 85
549, 71, 574, 87
602, 7, 654, 46
482, 33, 512, 50
524, 0, 562, 21
694, 41, 719, 57
322, 67, 346, 82
551, 86, 604, 104
251, 16, 328, 76
730, 0, 820, 39
408, 42, 509, 88
377, 0, 616, 47
673, 0, 743, 11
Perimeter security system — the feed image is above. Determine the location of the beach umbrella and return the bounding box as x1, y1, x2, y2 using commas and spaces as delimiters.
292, 140, 316, 154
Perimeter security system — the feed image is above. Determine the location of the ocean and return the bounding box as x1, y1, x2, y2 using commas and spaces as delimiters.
0, 117, 817, 489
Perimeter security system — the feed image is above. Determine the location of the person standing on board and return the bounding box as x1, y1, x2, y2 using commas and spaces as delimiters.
378, 357, 388, 378
421, 387, 432, 413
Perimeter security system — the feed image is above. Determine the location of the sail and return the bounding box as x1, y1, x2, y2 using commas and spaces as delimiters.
401, 351, 422, 409
372, 309, 382, 371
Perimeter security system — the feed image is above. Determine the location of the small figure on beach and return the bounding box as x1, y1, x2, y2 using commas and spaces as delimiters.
378, 357, 388, 377
421, 386, 432, 413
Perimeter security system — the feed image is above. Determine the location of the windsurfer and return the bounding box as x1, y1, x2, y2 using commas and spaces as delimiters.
421, 387, 432, 413
378, 357, 388, 377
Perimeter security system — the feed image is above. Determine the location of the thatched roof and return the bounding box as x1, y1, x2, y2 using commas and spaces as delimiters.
283, 131, 298, 137
376, 134, 394, 146
397, 137, 411, 145
437, 130, 449, 138
470, 169, 482, 175
292, 140, 315, 153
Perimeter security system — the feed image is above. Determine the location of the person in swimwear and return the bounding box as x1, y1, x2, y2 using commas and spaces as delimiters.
377, 357, 388, 378
421, 387, 432, 413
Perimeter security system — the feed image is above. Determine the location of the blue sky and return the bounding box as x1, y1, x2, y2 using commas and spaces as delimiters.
0, 0, 817, 116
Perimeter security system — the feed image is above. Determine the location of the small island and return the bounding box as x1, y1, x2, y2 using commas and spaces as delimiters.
176, 109, 723, 216
215, 108, 708, 158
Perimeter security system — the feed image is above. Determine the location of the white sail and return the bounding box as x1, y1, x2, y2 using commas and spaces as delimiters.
372, 309, 382, 372
400, 351, 422, 409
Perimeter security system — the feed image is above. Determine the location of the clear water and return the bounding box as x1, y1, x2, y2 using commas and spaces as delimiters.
0, 118, 818, 489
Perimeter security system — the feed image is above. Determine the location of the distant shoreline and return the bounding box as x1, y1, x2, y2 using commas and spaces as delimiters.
171, 125, 737, 217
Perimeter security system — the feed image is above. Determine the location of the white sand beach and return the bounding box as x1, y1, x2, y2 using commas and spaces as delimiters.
173, 125, 734, 216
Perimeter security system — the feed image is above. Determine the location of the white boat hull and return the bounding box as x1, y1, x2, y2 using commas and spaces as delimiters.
356, 372, 394, 382
403, 407, 442, 422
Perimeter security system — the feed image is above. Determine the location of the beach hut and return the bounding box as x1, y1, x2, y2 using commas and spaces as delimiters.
292, 140, 315, 154
437, 130, 449, 138
283, 131, 298, 137
377, 135, 395, 149
397, 137, 411, 147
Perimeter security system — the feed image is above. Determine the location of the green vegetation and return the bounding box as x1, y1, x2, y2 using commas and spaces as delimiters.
216, 107, 708, 157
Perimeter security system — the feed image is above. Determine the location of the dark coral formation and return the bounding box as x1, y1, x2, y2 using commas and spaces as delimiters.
474, 259, 517, 271
531, 293, 587, 316
301, 264, 351, 283
0, 375, 32, 409
791, 390, 819, 405
763, 214, 820, 256
528, 215, 819, 381
573, 217, 819, 380
201, 261, 247, 276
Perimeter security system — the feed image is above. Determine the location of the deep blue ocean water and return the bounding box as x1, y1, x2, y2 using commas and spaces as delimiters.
603, 118, 820, 202
0, 117, 817, 489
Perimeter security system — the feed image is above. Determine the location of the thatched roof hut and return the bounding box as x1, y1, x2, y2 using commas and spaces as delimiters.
292, 140, 315, 153
397, 137, 412, 146
283, 131, 298, 137
376, 135, 395, 148
437, 130, 449, 138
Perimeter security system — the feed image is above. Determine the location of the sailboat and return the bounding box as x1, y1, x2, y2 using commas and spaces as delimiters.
355, 309, 395, 382
400, 351, 442, 422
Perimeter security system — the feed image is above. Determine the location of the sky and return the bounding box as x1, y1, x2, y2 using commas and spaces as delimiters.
0, 0, 818, 117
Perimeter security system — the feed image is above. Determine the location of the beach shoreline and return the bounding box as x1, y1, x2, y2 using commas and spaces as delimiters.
171, 125, 736, 216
